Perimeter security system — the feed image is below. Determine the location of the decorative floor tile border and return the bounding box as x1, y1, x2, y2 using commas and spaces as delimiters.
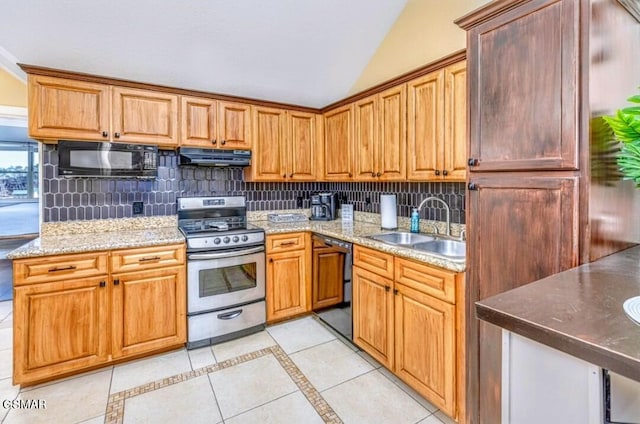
104, 345, 342, 424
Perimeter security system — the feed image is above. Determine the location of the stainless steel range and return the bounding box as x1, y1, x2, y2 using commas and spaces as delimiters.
178, 196, 266, 349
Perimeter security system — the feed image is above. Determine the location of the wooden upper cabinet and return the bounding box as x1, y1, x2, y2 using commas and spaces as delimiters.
443, 61, 467, 181
407, 69, 443, 180
323, 104, 354, 180
378, 85, 407, 181
217, 101, 252, 149
180, 96, 217, 148
111, 87, 179, 146
354, 95, 379, 181
287, 111, 319, 181
250, 106, 287, 181
27, 75, 110, 141
467, 0, 578, 171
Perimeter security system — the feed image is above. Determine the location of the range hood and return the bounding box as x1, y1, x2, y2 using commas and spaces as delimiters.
178, 147, 251, 167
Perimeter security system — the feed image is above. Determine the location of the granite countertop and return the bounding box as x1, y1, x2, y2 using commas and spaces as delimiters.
252, 218, 466, 273
476, 245, 640, 382
7, 217, 185, 259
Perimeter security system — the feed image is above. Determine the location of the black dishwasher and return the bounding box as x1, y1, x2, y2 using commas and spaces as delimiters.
311, 234, 353, 339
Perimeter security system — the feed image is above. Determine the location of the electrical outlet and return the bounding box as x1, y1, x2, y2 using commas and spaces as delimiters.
132, 201, 144, 215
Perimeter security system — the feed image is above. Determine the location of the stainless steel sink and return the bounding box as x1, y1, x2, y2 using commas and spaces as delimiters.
368, 232, 436, 246
412, 239, 466, 261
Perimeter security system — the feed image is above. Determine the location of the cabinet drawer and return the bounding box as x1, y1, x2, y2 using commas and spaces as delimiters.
111, 244, 185, 273
394, 257, 456, 304
13, 252, 109, 286
266, 233, 306, 253
353, 245, 394, 279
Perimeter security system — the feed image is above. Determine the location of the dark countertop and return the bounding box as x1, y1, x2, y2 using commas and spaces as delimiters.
476, 245, 640, 382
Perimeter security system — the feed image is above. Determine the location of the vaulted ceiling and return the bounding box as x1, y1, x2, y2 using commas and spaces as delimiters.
0, 0, 409, 108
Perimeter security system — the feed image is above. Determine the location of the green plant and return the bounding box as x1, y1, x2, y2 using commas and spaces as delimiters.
603, 91, 640, 186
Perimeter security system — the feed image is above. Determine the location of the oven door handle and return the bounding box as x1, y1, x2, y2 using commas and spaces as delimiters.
188, 246, 265, 260
217, 309, 243, 320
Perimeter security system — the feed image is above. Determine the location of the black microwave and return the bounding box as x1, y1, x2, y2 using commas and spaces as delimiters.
57, 141, 158, 178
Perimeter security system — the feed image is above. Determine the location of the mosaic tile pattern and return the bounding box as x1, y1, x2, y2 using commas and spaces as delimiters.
42, 145, 465, 224
104, 346, 341, 424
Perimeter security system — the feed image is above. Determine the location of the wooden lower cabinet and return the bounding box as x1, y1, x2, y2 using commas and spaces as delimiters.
395, 281, 456, 417
12, 244, 186, 385
352, 265, 394, 369
352, 245, 464, 421
112, 266, 186, 358
266, 233, 311, 323
13, 276, 110, 384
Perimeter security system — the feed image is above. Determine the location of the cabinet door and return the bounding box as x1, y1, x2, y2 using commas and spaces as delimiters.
467, 0, 578, 171
180, 96, 217, 147
407, 70, 443, 180
13, 277, 109, 384
112, 87, 179, 146
443, 61, 467, 181
266, 249, 309, 322
27, 75, 110, 141
287, 111, 318, 181
378, 85, 407, 181
395, 282, 456, 417
353, 95, 378, 181
112, 266, 186, 358
217, 101, 252, 149
250, 106, 287, 181
323, 104, 353, 180
467, 175, 579, 423
352, 266, 394, 369
311, 243, 345, 310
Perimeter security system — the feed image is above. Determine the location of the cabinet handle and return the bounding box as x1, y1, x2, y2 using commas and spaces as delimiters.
468, 182, 478, 191
435, 170, 441, 176
371, 172, 376, 177
289, 173, 294, 178
114, 132, 121, 139
385, 286, 390, 292
99, 281, 106, 288
221, 140, 226, 145
394, 288, 398, 295
113, 279, 120, 286
279, 241, 296, 246
348, 172, 352, 177
48, 265, 77, 273
101, 131, 109, 138
443, 170, 449, 176
212, 139, 217, 145
468, 158, 478, 166
283, 174, 287, 178
376, 172, 381, 177
139, 256, 161, 262
269, 258, 274, 263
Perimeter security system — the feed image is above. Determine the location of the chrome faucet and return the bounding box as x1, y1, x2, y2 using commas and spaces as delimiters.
416, 196, 451, 237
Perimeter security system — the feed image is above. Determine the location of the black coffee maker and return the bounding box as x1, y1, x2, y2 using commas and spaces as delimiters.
310, 192, 338, 221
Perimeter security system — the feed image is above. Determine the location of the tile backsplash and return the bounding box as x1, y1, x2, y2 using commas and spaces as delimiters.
42, 146, 465, 224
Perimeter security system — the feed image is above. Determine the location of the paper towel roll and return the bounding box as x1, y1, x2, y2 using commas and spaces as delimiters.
380, 194, 398, 230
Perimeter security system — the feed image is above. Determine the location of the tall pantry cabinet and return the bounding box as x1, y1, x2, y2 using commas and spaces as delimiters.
457, 0, 640, 423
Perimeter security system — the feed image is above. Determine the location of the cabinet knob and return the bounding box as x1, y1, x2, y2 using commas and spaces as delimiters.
468, 182, 478, 191
212, 139, 217, 145
289, 173, 293, 178
114, 132, 121, 139
221, 140, 226, 146
468, 158, 478, 166
443, 170, 449, 176
435, 170, 441, 176
371, 172, 376, 177
376, 172, 381, 177
283, 174, 286, 178
99, 281, 106, 288
269, 258, 273, 263
101, 131, 108, 138
393, 288, 398, 295
385, 286, 390, 292
113, 279, 120, 286
348, 172, 352, 177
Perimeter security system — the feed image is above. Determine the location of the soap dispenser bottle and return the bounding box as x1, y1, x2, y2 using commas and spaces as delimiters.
410, 208, 420, 233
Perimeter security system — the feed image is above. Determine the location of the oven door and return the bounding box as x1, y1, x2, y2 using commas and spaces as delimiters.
187, 246, 265, 314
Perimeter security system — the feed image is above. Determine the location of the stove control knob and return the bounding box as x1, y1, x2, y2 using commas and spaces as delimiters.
223, 237, 230, 244
241, 235, 249, 242
213, 238, 221, 245
232, 236, 239, 242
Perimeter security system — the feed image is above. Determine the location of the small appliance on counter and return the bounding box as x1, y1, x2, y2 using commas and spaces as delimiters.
310, 192, 338, 221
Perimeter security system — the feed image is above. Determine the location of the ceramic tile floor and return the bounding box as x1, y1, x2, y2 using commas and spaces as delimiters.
0, 299, 456, 424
